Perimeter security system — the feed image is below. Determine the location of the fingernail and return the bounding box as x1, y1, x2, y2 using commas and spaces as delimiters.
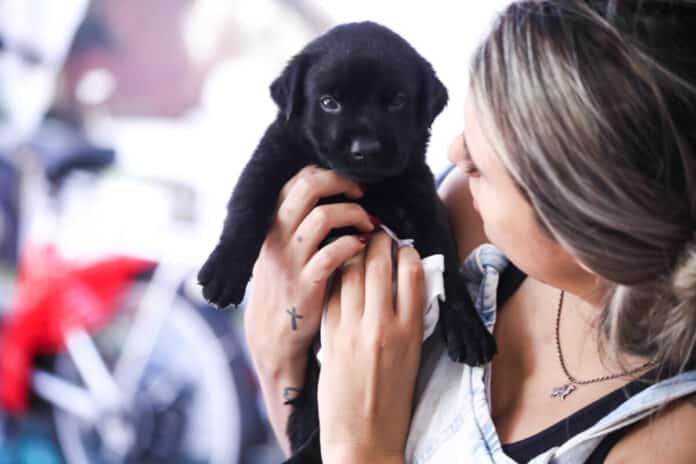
369, 215, 381, 227
357, 233, 371, 244
348, 188, 364, 199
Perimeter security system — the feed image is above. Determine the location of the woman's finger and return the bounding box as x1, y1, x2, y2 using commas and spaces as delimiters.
277, 165, 315, 205
294, 203, 374, 263
395, 246, 425, 330
363, 231, 395, 321
323, 265, 342, 335
339, 250, 366, 323
302, 234, 367, 286
275, 168, 364, 239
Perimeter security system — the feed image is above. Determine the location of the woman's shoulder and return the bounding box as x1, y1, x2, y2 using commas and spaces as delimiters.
437, 167, 489, 264
605, 394, 696, 463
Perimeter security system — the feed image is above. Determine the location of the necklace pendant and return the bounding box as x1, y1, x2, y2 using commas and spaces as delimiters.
551, 383, 576, 400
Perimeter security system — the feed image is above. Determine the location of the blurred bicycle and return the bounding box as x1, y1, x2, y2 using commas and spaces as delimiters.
0, 118, 270, 464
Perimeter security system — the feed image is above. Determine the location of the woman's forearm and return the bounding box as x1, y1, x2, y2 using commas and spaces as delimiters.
250, 347, 308, 457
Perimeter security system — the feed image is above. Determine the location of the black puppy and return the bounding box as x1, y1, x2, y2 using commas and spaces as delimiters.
198, 22, 496, 462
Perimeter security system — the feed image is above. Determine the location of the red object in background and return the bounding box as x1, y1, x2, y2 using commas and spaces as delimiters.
0, 245, 155, 414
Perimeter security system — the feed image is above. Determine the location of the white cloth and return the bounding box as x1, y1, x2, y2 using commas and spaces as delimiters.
316, 224, 444, 364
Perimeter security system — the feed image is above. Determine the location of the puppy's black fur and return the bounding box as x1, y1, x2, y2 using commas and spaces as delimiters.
198, 22, 496, 463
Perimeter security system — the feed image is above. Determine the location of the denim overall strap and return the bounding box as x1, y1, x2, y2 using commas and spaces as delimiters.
457, 244, 517, 463
406, 244, 512, 463
527, 369, 696, 463
461, 244, 509, 332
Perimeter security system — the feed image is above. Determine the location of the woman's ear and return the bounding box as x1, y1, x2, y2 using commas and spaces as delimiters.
270, 52, 313, 121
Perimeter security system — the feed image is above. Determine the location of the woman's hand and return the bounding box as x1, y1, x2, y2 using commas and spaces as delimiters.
318, 232, 425, 464
244, 165, 375, 455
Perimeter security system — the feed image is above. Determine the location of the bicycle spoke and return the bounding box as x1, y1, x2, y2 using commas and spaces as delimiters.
32, 370, 98, 422
65, 328, 123, 410
113, 264, 183, 406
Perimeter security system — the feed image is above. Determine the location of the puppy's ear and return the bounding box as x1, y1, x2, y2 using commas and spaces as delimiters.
420, 65, 449, 127
270, 53, 312, 121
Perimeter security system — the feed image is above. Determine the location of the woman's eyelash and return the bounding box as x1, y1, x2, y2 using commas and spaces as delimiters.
460, 141, 480, 176
461, 159, 480, 176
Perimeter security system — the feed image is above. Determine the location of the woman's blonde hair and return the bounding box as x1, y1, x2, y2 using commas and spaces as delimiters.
469, 0, 696, 375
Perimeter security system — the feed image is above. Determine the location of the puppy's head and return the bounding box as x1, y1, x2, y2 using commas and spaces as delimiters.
271, 22, 448, 183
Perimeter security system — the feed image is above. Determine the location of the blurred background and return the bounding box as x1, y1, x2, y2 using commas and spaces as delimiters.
0, 1, 509, 462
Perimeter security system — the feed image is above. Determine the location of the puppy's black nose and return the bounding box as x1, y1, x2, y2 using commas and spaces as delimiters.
350, 138, 381, 160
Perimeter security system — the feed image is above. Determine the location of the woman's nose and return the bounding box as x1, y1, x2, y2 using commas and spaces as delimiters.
447, 134, 465, 164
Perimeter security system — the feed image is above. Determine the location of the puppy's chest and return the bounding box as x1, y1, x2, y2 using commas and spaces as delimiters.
360, 194, 419, 237
319, 189, 425, 241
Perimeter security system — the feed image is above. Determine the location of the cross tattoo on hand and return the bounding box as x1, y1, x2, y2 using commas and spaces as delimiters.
286, 306, 303, 330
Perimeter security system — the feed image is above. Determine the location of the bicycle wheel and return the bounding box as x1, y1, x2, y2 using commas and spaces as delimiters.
51, 278, 242, 464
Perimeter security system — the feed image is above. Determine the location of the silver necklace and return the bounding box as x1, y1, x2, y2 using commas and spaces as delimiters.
551, 290, 654, 400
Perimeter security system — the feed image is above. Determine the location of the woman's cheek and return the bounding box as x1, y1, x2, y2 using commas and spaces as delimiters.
468, 176, 481, 210
475, 197, 506, 248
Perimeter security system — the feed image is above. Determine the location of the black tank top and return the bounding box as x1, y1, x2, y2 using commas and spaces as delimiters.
494, 264, 654, 463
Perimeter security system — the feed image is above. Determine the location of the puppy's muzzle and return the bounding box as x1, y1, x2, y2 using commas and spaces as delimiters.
350, 137, 381, 160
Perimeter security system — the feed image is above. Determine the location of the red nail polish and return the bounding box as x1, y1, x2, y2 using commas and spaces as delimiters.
357, 233, 370, 244
369, 215, 381, 227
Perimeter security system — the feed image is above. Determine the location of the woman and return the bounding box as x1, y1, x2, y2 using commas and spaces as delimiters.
244, 1, 696, 462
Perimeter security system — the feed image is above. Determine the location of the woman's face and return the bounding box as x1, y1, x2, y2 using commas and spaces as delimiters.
449, 97, 595, 292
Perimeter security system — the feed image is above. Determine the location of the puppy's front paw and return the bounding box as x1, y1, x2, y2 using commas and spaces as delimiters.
441, 300, 497, 366
197, 245, 249, 308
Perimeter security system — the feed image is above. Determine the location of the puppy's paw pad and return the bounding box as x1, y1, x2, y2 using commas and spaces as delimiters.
442, 304, 497, 365
444, 324, 496, 365
197, 247, 248, 308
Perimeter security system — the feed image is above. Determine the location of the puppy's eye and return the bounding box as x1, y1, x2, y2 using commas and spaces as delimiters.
388, 93, 407, 111
319, 95, 342, 113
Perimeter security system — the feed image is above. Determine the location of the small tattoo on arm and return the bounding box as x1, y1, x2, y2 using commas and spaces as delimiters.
283, 386, 301, 405
297, 235, 303, 242
286, 306, 304, 330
